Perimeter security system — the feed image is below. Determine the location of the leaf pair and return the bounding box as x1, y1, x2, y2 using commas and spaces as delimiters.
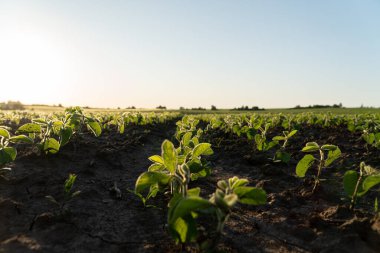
344, 163, 380, 198
168, 177, 266, 244
296, 142, 341, 178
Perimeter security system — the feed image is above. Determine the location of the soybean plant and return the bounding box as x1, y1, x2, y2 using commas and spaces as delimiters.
272, 130, 297, 163
362, 130, 380, 151
134, 136, 213, 202
296, 142, 341, 193
254, 123, 277, 152
343, 162, 380, 210
167, 176, 266, 251
45, 174, 81, 215
0, 126, 33, 165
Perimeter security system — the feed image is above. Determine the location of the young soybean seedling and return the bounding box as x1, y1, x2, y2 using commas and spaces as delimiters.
0, 126, 33, 165
46, 174, 81, 216
254, 123, 277, 152
343, 162, 380, 210
272, 129, 297, 163
296, 142, 341, 193
167, 176, 266, 251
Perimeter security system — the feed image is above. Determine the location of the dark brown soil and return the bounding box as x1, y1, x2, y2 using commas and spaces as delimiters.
1, 122, 380, 253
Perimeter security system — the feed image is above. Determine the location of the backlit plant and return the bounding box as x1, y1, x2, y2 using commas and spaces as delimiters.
167, 176, 266, 251
296, 142, 341, 193
272, 129, 297, 163
134, 137, 213, 202
0, 125, 33, 165
45, 173, 81, 216
343, 162, 380, 210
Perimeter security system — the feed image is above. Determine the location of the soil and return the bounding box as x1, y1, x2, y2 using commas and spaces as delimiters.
1, 121, 380, 253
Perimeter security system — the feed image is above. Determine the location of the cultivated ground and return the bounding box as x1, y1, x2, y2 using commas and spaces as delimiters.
1, 118, 380, 252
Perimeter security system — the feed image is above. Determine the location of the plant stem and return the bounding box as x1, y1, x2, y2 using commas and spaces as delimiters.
350, 172, 363, 210
312, 149, 324, 193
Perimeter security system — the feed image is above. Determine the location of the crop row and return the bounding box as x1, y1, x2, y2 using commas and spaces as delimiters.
1, 109, 380, 251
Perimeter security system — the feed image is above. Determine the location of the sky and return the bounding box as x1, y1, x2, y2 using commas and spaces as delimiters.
0, 0, 379, 109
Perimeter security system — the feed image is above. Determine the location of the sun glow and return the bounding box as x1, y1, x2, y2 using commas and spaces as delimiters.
0, 30, 68, 104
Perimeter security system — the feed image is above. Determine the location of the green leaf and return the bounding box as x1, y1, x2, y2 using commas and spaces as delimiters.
9, 135, 34, 144
191, 137, 199, 146
168, 209, 199, 244
274, 151, 291, 163
60, 127, 73, 146
264, 141, 278, 151
148, 163, 165, 172
272, 136, 286, 141
172, 217, 190, 243
0, 128, 10, 139
364, 133, 375, 144
296, 154, 315, 177
224, 194, 239, 207
375, 133, 380, 142
119, 123, 125, 134
43, 138, 60, 154
168, 197, 213, 224
181, 132, 192, 147
324, 147, 341, 167
343, 170, 360, 197
362, 163, 380, 176
162, 140, 177, 174
52, 121, 64, 135
33, 118, 48, 124
232, 125, 241, 136
190, 169, 209, 181
287, 130, 298, 138
301, 145, 320, 152
64, 174, 77, 195
321, 144, 338, 151
192, 143, 213, 158
135, 171, 171, 193
246, 128, 256, 140
16, 123, 41, 134
306, 142, 319, 147
187, 187, 201, 197
217, 180, 228, 190
234, 186, 267, 205
362, 175, 380, 193
87, 121, 102, 137
0, 147, 17, 165
186, 158, 203, 173
254, 134, 264, 151
231, 178, 249, 189
148, 155, 164, 164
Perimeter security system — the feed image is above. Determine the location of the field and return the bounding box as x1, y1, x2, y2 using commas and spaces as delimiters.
1, 107, 380, 253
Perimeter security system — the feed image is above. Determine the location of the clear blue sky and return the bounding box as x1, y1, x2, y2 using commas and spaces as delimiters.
0, 0, 379, 109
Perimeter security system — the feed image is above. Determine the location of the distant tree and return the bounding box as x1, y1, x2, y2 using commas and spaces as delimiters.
211, 105, 217, 110
179, 106, 185, 110
232, 105, 263, 111
0, 101, 24, 110
156, 105, 167, 110
58, 103, 63, 107
294, 103, 344, 109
